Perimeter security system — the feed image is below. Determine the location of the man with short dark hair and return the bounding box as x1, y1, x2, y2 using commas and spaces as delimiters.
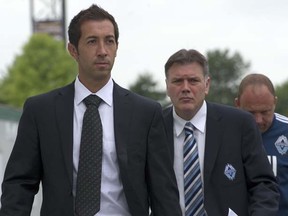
0, 5, 181, 216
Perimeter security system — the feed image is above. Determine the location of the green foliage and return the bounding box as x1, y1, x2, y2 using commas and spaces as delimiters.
0, 33, 77, 108
275, 80, 288, 116
129, 72, 168, 105
206, 49, 250, 105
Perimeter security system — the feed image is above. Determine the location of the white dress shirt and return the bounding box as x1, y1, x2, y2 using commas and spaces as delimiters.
172, 101, 207, 216
73, 77, 131, 216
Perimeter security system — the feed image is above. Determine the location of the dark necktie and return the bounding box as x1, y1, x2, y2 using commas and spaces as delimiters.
183, 122, 206, 216
75, 94, 103, 216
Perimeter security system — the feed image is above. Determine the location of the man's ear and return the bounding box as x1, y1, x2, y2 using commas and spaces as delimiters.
205, 76, 210, 95
234, 97, 240, 107
67, 43, 78, 61
115, 42, 119, 57
165, 78, 170, 97
274, 96, 278, 106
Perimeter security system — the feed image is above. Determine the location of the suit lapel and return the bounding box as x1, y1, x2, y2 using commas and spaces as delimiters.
163, 103, 223, 179
55, 82, 75, 187
113, 83, 132, 168
163, 107, 175, 161
204, 103, 224, 182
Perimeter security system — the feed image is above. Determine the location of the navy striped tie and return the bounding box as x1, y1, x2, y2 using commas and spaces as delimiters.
184, 122, 206, 216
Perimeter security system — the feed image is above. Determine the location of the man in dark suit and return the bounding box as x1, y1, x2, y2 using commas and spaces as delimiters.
163, 48, 279, 216
0, 5, 181, 216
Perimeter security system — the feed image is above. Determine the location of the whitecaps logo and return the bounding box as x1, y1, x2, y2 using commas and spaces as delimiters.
224, 164, 236, 181
275, 135, 288, 155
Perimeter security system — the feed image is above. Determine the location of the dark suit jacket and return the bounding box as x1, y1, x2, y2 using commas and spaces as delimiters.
163, 102, 279, 216
0, 81, 182, 216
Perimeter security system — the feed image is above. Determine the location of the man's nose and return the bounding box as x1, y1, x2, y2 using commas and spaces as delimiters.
182, 80, 190, 91
254, 113, 263, 124
97, 42, 107, 56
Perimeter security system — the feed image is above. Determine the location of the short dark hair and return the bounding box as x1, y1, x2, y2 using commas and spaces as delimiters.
68, 4, 119, 48
164, 49, 209, 78
238, 73, 275, 98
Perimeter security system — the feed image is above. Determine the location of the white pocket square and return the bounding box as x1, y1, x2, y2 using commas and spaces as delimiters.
228, 208, 237, 216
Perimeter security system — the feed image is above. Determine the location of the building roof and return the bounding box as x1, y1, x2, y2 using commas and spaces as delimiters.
0, 104, 22, 122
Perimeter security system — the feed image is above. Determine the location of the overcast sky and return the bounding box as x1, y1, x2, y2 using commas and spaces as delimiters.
1, 0, 288, 90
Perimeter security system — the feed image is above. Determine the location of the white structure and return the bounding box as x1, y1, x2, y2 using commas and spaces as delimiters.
0, 104, 41, 215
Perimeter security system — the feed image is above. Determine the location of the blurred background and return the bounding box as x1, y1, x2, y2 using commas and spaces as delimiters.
1, 0, 288, 214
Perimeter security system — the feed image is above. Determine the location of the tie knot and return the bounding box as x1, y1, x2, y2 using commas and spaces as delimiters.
184, 122, 194, 136
83, 95, 102, 108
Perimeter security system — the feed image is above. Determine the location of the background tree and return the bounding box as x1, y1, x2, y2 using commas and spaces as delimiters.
129, 72, 168, 106
275, 80, 288, 116
206, 49, 250, 105
0, 33, 77, 108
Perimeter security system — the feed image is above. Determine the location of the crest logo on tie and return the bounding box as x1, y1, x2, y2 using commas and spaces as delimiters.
224, 164, 236, 181
275, 135, 288, 155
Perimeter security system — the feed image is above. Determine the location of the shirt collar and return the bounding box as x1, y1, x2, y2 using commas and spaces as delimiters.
173, 101, 207, 137
74, 76, 113, 107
